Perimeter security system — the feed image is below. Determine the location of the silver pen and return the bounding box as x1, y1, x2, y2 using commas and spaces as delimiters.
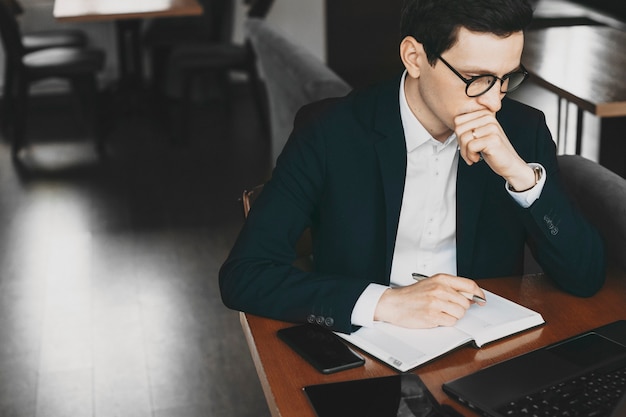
412, 272, 486, 303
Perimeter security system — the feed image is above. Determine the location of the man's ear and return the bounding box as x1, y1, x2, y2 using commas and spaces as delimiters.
400, 36, 425, 79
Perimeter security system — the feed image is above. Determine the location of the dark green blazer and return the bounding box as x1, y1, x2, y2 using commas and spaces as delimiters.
219, 76, 605, 334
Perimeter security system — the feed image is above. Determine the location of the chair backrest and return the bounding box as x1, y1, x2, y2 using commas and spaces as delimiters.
247, 0, 274, 18
242, 184, 264, 219
6, 0, 22, 15
245, 18, 352, 165
557, 155, 626, 273
0, 0, 25, 64
203, 0, 235, 43
193, 0, 274, 46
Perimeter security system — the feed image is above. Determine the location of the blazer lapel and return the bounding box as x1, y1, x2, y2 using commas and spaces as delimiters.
456, 159, 489, 275
371, 78, 407, 278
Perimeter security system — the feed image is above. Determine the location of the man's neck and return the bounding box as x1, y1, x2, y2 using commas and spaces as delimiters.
404, 77, 452, 143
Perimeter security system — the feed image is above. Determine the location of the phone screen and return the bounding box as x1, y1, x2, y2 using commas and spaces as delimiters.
277, 324, 365, 374
304, 374, 462, 417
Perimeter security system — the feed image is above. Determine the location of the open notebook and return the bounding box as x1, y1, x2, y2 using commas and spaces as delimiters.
337, 290, 544, 372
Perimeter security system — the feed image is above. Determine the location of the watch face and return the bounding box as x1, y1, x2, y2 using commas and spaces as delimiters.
533, 166, 543, 183
508, 165, 542, 192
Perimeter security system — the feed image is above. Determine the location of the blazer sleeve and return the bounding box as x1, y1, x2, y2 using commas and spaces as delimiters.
506, 100, 606, 296
219, 100, 372, 334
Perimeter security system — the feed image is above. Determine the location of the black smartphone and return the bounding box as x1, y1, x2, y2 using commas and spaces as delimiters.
304, 374, 465, 417
277, 324, 365, 374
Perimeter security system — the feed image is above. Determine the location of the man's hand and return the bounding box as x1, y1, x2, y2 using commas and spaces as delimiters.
455, 110, 535, 191
373, 274, 486, 329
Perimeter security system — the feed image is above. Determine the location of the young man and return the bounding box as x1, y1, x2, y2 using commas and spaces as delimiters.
219, 0, 605, 334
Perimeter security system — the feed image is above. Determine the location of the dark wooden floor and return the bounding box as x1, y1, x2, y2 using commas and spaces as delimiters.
0, 83, 272, 417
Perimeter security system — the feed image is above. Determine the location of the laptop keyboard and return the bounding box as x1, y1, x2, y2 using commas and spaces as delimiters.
496, 364, 626, 417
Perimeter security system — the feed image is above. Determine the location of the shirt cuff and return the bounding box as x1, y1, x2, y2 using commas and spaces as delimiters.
505, 163, 546, 208
350, 283, 389, 328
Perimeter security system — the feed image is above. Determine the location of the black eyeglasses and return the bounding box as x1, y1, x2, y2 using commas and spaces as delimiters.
437, 55, 529, 98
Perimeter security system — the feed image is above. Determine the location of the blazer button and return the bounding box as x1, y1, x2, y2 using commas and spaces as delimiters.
307, 314, 316, 324
324, 317, 334, 327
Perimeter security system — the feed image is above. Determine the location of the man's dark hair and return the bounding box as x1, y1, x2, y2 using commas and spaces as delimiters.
400, 0, 534, 65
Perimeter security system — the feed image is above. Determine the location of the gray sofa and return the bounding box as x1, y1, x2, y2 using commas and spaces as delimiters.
245, 18, 352, 165
244, 17, 626, 275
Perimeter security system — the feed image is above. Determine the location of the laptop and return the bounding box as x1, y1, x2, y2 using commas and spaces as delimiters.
443, 320, 626, 417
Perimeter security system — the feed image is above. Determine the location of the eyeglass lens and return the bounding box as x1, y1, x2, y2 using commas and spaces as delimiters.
467, 72, 527, 97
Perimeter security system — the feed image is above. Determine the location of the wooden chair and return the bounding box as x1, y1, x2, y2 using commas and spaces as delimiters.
241, 183, 264, 219
3, 0, 86, 53
1, 0, 88, 134
162, 0, 275, 144
9, 0, 87, 53
142, 0, 215, 93
0, 0, 105, 161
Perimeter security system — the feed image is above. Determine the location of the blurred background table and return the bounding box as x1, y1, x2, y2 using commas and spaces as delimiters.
53, 0, 203, 21
53, 0, 203, 87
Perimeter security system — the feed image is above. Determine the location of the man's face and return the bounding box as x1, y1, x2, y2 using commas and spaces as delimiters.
406, 27, 525, 141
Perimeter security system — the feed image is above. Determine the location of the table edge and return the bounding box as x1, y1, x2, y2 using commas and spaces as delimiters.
239, 312, 283, 417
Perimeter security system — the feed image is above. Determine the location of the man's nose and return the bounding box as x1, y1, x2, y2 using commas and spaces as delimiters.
475, 81, 504, 113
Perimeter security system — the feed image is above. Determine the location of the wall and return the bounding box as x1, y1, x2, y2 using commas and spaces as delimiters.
0, 0, 325, 95
326, 0, 402, 89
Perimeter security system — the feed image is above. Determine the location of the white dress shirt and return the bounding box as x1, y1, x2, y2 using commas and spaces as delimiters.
350, 71, 546, 328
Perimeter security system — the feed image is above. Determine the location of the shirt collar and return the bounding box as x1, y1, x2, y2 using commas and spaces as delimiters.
399, 70, 457, 153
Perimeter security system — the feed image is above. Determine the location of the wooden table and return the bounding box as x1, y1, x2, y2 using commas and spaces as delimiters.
53, 0, 203, 22
240, 268, 626, 417
522, 25, 626, 176
53, 0, 203, 86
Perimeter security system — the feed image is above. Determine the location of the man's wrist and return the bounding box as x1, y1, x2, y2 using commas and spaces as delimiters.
373, 288, 393, 323
351, 283, 389, 327
505, 163, 546, 208
508, 165, 542, 193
